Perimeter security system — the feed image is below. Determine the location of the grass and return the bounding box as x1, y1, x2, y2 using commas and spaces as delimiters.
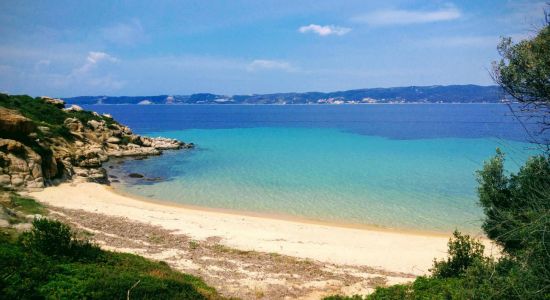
9, 193, 45, 215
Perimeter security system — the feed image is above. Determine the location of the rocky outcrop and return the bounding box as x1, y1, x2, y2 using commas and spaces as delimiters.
0, 97, 193, 190
0, 139, 44, 189
0, 107, 36, 136
40, 96, 65, 109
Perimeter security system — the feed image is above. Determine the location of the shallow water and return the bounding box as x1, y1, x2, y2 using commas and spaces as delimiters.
89, 104, 540, 233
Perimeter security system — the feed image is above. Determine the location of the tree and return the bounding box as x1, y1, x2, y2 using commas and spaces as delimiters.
492, 18, 550, 148
476, 151, 550, 297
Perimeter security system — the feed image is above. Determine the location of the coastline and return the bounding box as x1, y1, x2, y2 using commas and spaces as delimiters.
28, 182, 499, 276
110, 182, 463, 238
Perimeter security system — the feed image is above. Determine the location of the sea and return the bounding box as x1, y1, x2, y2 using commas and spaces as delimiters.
84, 104, 542, 233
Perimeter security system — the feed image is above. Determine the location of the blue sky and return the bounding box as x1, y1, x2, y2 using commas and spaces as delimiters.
0, 0, 547, 97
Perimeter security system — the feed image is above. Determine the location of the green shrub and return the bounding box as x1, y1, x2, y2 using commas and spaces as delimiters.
0, 237, 56, 299
477, 151, 550, 297
430, 230, 486, 279
19, 218, 102, 261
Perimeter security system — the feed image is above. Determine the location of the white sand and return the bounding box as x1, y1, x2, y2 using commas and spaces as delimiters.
29, 182, 496, 275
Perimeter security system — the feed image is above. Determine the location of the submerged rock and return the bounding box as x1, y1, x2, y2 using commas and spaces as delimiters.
128, 173, 144, 178
144, 177, 163, 182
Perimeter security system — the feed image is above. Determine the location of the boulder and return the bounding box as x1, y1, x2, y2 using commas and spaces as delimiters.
107, 137, 121, 144
87, 119, 104, 130
0, 174, 10, 185
41, 96, 65, 109
65, 104, 83, 112
0, 139, 44, 190
64, 118, 83, 132
72, 167, 108, 184
149, 137, 184, 150
0, 107, 36, 136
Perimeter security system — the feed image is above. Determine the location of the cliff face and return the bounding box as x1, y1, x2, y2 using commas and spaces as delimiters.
0, 94, 193, 190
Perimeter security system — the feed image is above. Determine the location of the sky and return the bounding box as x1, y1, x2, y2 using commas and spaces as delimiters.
0, 0, 547, 97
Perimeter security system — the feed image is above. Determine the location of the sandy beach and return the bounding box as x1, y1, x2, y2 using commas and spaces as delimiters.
29, 182, 496, 273
28, 182, 498, 299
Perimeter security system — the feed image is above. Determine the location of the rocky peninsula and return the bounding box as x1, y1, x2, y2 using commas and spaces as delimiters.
0, 94, 193, 190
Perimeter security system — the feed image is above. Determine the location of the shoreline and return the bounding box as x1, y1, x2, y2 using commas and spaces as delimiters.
109, 183, 467, 238
28, 182, 500, 276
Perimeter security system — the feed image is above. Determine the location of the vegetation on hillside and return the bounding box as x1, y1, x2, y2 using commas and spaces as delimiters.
0, 94, 115, 140
0, 217, 222, 299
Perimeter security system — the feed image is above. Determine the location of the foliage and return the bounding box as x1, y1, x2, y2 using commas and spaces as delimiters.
476, 151, 550, 297
476, 150, 550, 255
19, 218, 102, 261
430, 230, 486, 279
0, 93, 117, 138
493, 26, 550, 105
0, 218, 221, 299
492, 24, 550, 146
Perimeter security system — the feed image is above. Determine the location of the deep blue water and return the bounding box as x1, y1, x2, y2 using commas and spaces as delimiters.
86, 104, 540, 233
86, 104, 534, 141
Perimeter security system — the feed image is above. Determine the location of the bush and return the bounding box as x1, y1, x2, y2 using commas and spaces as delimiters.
430, 230, 486, 279
477, 151, 550, 297
19, 218, 101, 261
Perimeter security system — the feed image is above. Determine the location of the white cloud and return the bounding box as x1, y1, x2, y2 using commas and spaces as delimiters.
61, 51, 125, 91
87, 51, 118, 64
74, 51, 118, 75
247, 59, 297, 72
353, 5, 461, 26
298, 24, 351, 36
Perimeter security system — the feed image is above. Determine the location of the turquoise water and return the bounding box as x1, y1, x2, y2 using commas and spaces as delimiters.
109, 127, 536, 233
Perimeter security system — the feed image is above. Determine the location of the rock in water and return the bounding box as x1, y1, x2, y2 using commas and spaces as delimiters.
128, 173, 145, 178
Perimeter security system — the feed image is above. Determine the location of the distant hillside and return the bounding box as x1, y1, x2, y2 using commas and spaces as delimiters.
63, 85, 505, 105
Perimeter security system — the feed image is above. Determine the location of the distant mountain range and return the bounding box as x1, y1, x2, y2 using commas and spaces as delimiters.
63, 85, 506, 105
